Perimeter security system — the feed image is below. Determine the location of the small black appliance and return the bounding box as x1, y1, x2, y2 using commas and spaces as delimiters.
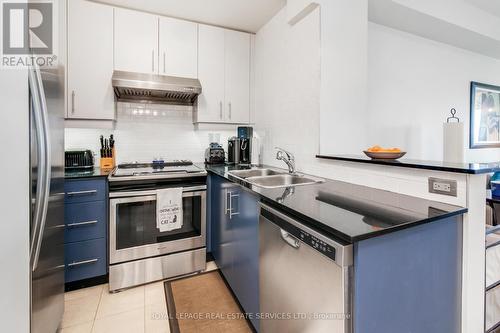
205, 143, 225, 164
227, 137, 240, 164
65, 150, 94, 170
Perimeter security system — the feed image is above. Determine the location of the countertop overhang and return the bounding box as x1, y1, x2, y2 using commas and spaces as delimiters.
204, 164, 468, 244
316, 154, 500, 174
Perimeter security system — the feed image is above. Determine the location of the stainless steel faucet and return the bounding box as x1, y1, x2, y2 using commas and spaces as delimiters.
275, 147, 296, 174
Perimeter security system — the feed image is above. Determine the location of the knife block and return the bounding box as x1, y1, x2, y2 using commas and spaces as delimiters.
99, 148, 116, 170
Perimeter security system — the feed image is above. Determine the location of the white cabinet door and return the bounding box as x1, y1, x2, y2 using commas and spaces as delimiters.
224, 29, 250, 123
159, 17, 198, 78
197, 24, 225, 122
114, 8, 158, 74
67, 0, 114, 120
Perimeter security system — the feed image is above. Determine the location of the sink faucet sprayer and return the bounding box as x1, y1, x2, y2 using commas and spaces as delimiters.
275, 147, 296, 174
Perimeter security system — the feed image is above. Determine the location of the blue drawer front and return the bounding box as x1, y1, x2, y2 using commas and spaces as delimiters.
65, 238, 107, 283
65, 179, 106, 204
65, 201, 106, 243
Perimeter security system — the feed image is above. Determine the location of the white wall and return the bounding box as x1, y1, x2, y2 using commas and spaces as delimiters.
65, 102, 236, 163
254, 6, 321, 171
255, 4, 500, 165
319, 0, 369, 155
368, 22, 500, 162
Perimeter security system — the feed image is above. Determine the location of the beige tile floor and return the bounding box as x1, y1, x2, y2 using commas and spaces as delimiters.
58, 261, 218, 333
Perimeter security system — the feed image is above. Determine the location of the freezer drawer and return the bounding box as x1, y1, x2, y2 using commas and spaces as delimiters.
65, 238, 107, 283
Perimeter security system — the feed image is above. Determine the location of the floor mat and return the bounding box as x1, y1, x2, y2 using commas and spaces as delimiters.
164, 270, 253, 333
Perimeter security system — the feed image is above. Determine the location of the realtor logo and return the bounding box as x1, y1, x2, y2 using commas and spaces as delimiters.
1, 1, 57, 67
3, 2, 52, 54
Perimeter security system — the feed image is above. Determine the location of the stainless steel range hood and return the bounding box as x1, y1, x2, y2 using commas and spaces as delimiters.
112, 70, 202, 105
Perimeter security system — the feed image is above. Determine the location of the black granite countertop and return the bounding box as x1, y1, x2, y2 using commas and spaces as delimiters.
316, 154, 500, 174
65, 167, 112, 179
204, 164, 468, 244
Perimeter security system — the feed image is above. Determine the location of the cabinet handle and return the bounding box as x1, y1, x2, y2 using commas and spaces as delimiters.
67, 258, 98, 268
230, 193, 240, 219
228, 192, 240, 220
225, 190, 231, 215
219, 101, 223, 119
152, 50, 155, 73
67, 220, 98, 228
163, 51, 166, 73
66, 190, 97, 196
71, 90, 75, 114
228, 102, 232, 120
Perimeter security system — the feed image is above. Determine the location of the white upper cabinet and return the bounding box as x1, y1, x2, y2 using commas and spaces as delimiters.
67, 0, 115, 120
196, 24, 251, 124
197, 24, 226, 123
224, 29, 250, 124
159, 17, 198, 78
114, 8, 158, 74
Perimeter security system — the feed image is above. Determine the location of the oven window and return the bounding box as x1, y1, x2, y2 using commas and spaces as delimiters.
115, 196, 202, 250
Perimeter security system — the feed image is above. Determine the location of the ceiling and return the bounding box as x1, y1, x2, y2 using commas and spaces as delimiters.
465, 0, 500, 18
94, 0, 286, 33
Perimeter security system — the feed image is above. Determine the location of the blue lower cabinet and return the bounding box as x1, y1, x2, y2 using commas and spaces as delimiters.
65, 201, 106, 243
64, 178, 108, 284
209, 174, 260, 331
354, 216, 462, 333
65, 238, 107, 283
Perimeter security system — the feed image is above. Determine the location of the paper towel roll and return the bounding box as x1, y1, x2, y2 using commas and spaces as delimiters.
443, 122, 465, 163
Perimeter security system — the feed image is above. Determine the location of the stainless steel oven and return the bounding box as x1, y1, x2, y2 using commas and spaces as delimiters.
110, 186, 206, 264
108, 166, 207, 291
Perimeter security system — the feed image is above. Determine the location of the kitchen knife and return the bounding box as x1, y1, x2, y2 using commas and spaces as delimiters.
104, 138, 109, 157
109, 135, 114, 158
99, 135, 104, 158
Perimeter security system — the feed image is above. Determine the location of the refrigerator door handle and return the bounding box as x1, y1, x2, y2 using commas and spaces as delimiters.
28, 66, 46, 269
31, 65, 52, 272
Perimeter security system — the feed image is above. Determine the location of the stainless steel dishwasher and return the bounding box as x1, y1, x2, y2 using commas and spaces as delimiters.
259, 203, 353, 333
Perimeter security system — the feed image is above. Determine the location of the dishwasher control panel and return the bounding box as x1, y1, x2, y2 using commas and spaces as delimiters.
261, 206, 339, 262
298, 230, 336, 261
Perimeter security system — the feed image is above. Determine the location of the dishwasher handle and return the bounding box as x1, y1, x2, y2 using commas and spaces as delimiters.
280, 229, 300, 249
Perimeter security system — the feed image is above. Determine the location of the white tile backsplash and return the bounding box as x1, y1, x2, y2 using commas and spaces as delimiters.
65, 102, 237, 164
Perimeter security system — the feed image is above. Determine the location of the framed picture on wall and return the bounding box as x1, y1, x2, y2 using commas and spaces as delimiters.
470, 81, 500, 148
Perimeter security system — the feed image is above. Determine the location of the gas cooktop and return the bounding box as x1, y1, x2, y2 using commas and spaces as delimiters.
110, 160, 206, 179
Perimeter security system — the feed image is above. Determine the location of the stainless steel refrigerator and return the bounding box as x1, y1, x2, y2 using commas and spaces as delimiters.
29, 64, 65, 332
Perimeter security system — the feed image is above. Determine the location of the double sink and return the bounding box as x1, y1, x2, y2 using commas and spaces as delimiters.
228, 168, 323, 189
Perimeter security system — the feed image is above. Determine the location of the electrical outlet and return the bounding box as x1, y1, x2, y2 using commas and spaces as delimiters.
428, 177, 457, 197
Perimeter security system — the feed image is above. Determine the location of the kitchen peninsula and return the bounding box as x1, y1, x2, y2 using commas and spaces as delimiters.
206, 163, 467, 332
314, 154, 500, 332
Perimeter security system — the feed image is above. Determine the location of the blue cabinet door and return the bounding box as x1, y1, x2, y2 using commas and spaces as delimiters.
210, 175, 235, 286
65, 238, 107, 283
231, 187, 260, 330
64, 179, 106, 204
65, 201, 107, 243
209, 174, 260, 330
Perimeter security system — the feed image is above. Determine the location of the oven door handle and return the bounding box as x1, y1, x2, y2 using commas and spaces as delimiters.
109, 185, 206, 198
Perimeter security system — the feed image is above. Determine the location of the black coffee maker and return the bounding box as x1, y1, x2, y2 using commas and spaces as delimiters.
238, 127, 253, 165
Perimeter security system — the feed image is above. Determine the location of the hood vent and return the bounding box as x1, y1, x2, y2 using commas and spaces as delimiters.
112, 70, 202, 105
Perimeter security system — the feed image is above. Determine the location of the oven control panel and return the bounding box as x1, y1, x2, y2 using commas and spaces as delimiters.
298, 230, 336, 261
